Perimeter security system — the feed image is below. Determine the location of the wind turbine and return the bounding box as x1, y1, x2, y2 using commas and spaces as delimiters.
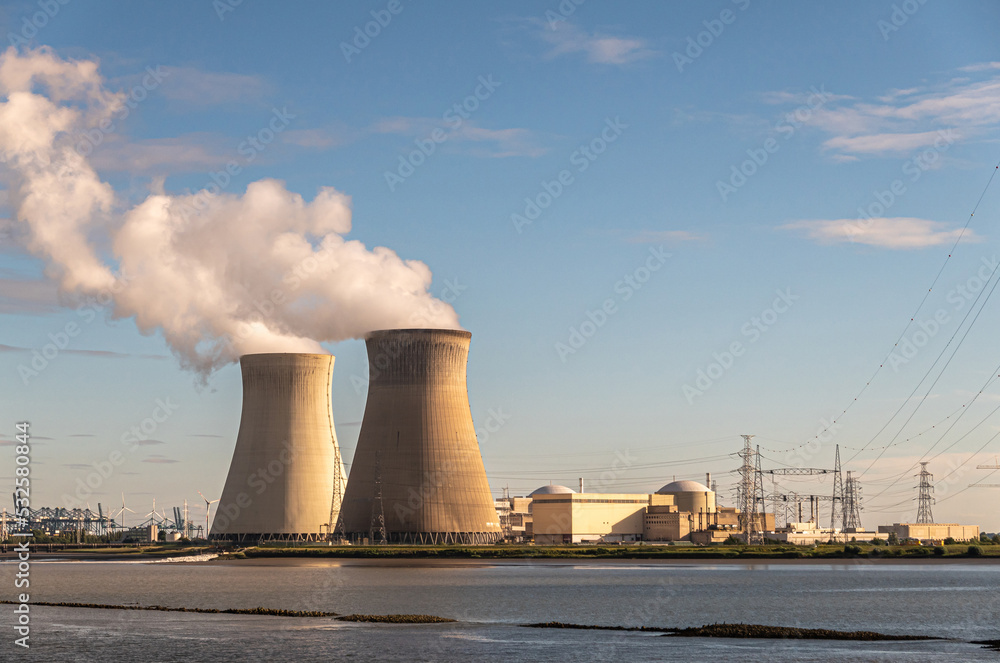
198, 491, 219, 539
113, 492, 136, 530
144, 497, 161, 526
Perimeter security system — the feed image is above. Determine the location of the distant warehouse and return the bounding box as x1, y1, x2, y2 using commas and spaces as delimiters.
878, 523, 979, 542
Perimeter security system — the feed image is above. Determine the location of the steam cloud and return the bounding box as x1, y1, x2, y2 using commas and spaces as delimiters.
0, 47, 460, 375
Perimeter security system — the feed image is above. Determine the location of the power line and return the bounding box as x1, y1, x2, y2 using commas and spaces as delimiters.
765, 159, 1000, 456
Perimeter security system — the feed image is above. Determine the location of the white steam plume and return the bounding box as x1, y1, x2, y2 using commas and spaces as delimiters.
0, 47, 460, 375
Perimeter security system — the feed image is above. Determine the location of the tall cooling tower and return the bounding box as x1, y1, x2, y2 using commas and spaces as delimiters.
211, 353, 347, 543
340, 329, 501, 544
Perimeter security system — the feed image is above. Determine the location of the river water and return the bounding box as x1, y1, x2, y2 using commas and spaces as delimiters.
4, 557, 999, 661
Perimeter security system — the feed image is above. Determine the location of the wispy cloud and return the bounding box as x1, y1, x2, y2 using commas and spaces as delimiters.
781, 217, 980, 250
0, 343, 168, 360
135, 439, 165, 446
0, 277, 59, 314
782, 65, 1000, 159
158, 67, 270, 107
958, 62, 1000, 73
188, 433, 223, 438
282, 126, 355, 149
142, 455, 179, 464
626, 230, 706, 244
372, 117, 547, 158
822, 130, 961, 155
534, 20, 656, 65
90, 133, 233, 174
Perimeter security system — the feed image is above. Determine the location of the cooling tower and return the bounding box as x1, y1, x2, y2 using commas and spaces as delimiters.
340, 329, 501, 544
211, 353, 347, 543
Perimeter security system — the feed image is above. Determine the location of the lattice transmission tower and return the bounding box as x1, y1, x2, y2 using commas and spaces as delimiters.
369, 450, 387, 544
328, 444, 346, 541
830, 444, 844, 531
842, 471, 863, 531
737, 435, 765, 545
915, 462, 934, 524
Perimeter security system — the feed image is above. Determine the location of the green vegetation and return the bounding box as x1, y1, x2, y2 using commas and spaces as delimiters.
9, 539, 997, 561
663, 623, 941, 641
224, 542, 1000, 560
0, 600, 338, 617
522, 621, 941, 641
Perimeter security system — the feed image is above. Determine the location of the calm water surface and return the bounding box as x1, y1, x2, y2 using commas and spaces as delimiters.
4, 558, 999, 661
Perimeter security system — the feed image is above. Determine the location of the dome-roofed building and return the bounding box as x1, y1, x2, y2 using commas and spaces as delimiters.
529, 484, 576, 496
655, 479, 715, 518
656, 480, 710, 494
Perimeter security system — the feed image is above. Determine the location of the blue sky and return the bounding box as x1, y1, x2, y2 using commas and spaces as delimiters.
2, 1, 1000, 532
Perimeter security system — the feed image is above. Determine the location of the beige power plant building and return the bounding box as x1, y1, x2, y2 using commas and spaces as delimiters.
340, 329, 501, 544
211, 353, 347, 542
878, 523, 980, 542
529, 479, 767, 544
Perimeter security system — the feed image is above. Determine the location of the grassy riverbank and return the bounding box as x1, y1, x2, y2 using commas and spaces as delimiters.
6, 541, 998, 561
223, 542, 1000, 561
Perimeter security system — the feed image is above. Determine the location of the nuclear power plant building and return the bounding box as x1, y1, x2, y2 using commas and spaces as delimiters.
530, 479, 773, 544
211, 353, 346, 542
340, 329, 502, 544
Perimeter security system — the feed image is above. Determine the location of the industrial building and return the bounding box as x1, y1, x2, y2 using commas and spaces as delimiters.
340, 329, 502, 544
878, 523, 980, 542
529, 479, 774, 544
211, 353, 346, 542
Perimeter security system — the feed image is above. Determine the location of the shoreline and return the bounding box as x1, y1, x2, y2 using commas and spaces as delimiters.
6, 552, 1000, 565
2, 541, 998, 563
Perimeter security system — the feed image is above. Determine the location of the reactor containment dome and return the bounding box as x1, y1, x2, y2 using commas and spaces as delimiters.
340, 329, 502, 544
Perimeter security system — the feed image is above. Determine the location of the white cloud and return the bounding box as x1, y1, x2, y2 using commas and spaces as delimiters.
958, 62, 1000, 73
781, 217, 981, 250
534, 20, 655, 65
822, 130, 961, 155
800, 69, 1000, 158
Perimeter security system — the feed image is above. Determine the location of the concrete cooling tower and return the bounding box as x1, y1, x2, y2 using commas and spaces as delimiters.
211, 353, 347, 542
340, 329, 501, 544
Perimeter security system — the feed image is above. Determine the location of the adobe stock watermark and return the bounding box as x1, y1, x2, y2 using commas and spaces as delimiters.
512, 116, 627, 234
887, 256, 998, 372
784, 416, 842, 468
476, 406, 511, 445
843, 129, 958, 241
350, 278, 468, 395
7, 0, 71, 48
544, 0, 587, 29
340, 0, 405, 63
221, 243, 352, 353
73, 65, 169, 158
61, 396, 181, 509
384, 74, 501, 191
683, 288, 798, 403
393, 461, 452, 525
210, 445, 297, 533
877, 0, 929, 41
17, 269, 131, 385
672, 0, 751, 73
213, 0, 242, 21
174, 106, 296, 221
555, 246, 670, 363
717, 85, 834, 202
